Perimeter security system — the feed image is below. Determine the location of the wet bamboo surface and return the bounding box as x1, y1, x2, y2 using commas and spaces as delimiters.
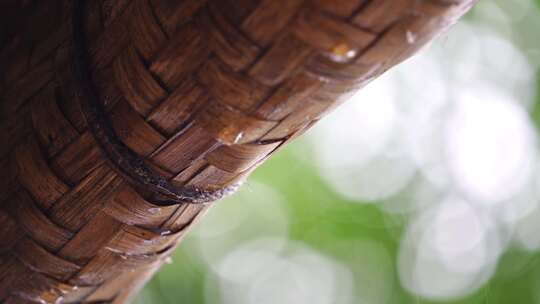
0, 0, 475, 303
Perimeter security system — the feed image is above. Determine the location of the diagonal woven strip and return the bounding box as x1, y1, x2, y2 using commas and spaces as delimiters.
0, 0, 476, 303
73, 0, 241, 204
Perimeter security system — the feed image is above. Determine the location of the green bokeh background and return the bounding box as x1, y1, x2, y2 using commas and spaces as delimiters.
136, 2, 540, 303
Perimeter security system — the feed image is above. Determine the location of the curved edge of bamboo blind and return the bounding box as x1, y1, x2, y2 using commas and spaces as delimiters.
0, 0, 476, 303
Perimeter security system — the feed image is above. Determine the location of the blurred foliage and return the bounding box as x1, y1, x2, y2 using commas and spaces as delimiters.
531, 69, 540, 128
136, 146, 540, 304
136, 2, 540, 304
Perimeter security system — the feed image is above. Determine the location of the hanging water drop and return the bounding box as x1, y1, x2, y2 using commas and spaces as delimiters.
234, 132, 244, 144
406, 31, 417, 44
160, 230, 172, 236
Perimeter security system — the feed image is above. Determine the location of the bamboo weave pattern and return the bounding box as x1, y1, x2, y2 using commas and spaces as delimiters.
0, 0, 475, 303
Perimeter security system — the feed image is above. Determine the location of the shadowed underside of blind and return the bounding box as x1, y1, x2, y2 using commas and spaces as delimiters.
0, 0, 475, 303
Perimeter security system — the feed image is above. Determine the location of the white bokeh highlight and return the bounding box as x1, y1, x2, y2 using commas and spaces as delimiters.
444, 87, 536, 204
211, 238, 354, 304
308, 8, 539, 301
192, 182, 290, 272
398, 197, 503, 300
312, 76, 418, 202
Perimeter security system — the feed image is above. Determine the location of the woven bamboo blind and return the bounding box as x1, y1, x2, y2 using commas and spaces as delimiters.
0, 0, 475, 303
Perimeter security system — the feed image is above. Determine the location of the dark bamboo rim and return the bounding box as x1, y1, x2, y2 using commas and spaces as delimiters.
72, 0, 240, 205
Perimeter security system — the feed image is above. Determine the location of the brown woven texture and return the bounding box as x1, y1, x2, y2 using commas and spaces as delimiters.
0, 0, 475, 303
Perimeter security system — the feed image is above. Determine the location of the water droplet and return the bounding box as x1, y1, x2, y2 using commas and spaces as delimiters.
329, 43, 357, 62
105, 246, 124, 254
148, 207, 161, 214
345, 49, 357, 58
16, 294, 47, 304
50, 287, 67, 297
160, 230, 172, 236
36, 298, 47, 304
406, 31, 416, 44
234, 132, 244, 144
